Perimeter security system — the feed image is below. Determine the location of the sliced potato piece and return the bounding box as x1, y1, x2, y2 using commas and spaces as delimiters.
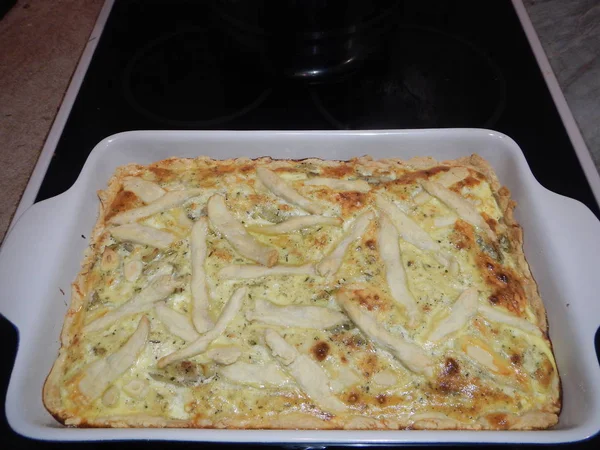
190, 217, 214, 333
376, 193, 456, 271
154, 303, 200, 342
110, 189, 203, 224
433, 216, 457, 228
78, 316, 149, 402
264, 329, 347, 413
257, 167, 324, 214
337, 288, 433, 376
378, 212, 420, 326
435, 167, 470, 187
157, 287, 247, 368
206, 346, 242, 365
263, 328, 296, 366
459, 335, 514, 377
413, 190, 432, 205
84, 275, 178, 333
246, 215, 342, 235
218, 264, 315, 280
372, 369, 398, 387
173, 208, 194, 228
376, 194, 439, 252
479, 303, 542, 337
246, 298, 348, 329
122, 177, 166, 203
124, 260, 143, 282
207, 194, 278, 267
428, 288, 478, 342
316, 210, 374, 277
421, 180, 495, 240
101, 386, 120, 407
220, 361, 290, 387
110, 224, 176, 249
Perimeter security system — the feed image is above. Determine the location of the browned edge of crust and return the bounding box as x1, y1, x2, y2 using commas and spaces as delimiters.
42, 164, 143, 423
42, 155, 560, 429
445, 154, 562, 417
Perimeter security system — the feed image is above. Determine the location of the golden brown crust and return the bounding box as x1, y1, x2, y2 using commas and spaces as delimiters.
43, 154, 560, 430
454, 155, 548, 333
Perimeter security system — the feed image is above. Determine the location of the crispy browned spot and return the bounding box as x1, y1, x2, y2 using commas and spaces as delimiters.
74, 280, 87, 297
92, 346, 106, 357
472, 169, 488, 181
311, 341, 330, 361
104, 190, 143, 222
444, 357, 460, 376
213, 163, 238, 175
340, 355, 348, 364
321, 164, 355, 178
272, 167, 302, 176
451, 220, 476, 250
194, 164, 242, 186
486, 413, 509, 429
311, 233, 330, 250
210, 248, 233, 263
180, 361, 194, 372
477, 253, 526, 315
435, 357, 463, 393
70, 333, 80, 345
335, 191, 367, 215
510, 353, 522, 365
392, 166, 450, 185
534, 358, 554, 389
239, 164, 255, 173
354, 288, 388, 311
449, 175, 482, 192
347, 391, 360, 404
357, 353, 381, 378
360, 393, 405, 408
148, 166, 177, 183
335, 333, 369, 352
423, 380, 514, 420
365, 239, 376, 250
192, 168, 217, 187
247, 193, 269, 204
481, 212, 498, 233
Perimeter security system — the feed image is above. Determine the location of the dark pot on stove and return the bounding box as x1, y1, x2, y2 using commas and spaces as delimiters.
211, 0, 400, 81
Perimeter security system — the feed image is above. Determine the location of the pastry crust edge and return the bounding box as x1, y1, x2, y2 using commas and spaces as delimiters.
42, 154, 560, 430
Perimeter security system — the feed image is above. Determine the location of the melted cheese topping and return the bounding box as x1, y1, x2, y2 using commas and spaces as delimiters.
50, 157, 560, 430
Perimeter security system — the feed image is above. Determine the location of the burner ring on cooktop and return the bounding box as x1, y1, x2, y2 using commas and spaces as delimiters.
123, 28, 272, 128
309, 26, 507, 130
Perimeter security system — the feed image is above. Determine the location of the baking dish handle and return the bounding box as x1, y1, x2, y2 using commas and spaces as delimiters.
545, 193, 600, 342
0, 195, 71, 331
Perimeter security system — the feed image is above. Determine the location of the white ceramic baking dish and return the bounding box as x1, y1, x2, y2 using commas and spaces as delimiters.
0, 129, 599, 444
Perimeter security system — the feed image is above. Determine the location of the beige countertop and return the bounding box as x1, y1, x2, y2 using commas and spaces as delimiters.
0, 0, 598, 245
0, 0, 104, 243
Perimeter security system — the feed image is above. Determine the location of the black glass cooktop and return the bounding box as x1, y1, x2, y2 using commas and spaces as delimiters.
35, 0, 599, 216
2, 0, 599, 448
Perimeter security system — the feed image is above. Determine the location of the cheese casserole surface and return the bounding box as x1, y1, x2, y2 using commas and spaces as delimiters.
43, 154, 560, 430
